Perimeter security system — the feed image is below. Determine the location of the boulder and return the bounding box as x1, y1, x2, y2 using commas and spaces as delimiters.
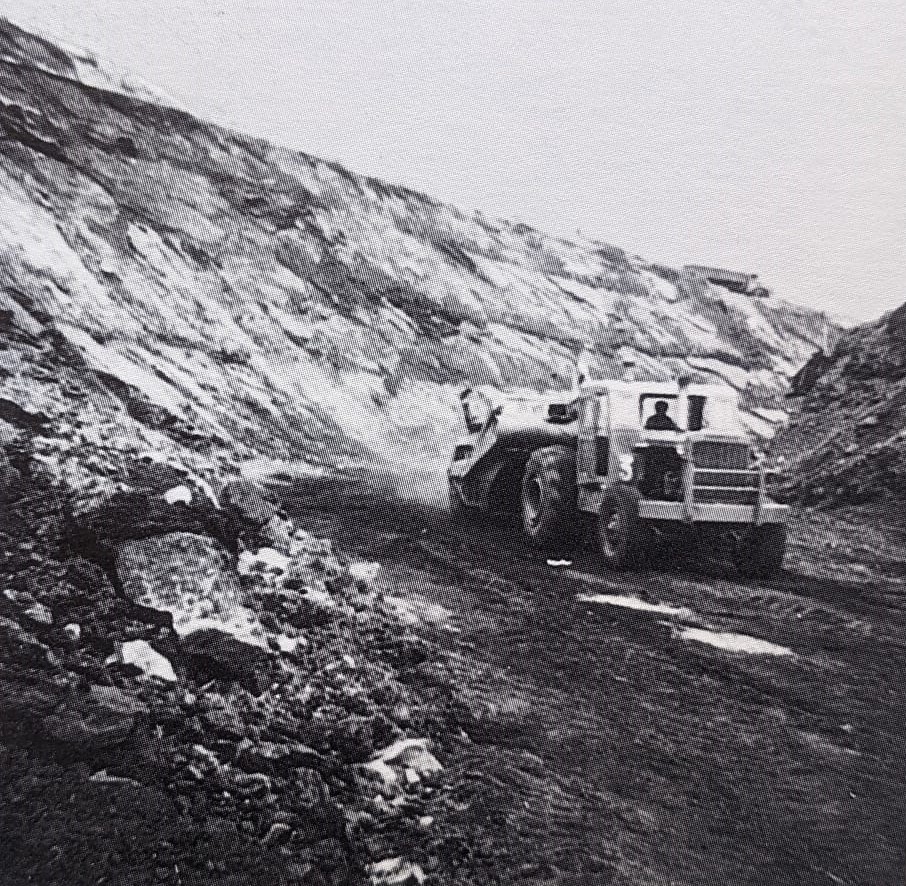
0, 615, 48, 665
43, 686, 146, 748
181, 626, 269, 683
72, 487, 234, 553
116, 533, 264, 646
220, 479, 278, 528
120, 639, 177, 682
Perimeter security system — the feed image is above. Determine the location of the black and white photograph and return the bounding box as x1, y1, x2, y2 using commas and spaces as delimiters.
0, 2, 903, 884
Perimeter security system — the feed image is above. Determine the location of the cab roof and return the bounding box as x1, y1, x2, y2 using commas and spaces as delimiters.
578, 379, 738, 399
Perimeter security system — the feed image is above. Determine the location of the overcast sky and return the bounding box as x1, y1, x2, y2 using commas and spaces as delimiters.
3, 0, 904, 322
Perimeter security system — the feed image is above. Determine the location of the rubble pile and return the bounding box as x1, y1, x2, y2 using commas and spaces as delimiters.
0, 421, 456, 885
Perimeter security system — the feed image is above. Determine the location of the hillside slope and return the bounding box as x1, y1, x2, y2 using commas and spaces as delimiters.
774, 301, 906, 506
0, 17, 827, 499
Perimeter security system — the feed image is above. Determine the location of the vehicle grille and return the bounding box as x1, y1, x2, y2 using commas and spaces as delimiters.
692, 442, 759, 505
694, 485, 759, 505
693, 441, 751, 470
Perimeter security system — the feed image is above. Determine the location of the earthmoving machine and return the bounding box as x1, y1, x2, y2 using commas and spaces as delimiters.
683, 265, 771, 298
447, 379, 788, 576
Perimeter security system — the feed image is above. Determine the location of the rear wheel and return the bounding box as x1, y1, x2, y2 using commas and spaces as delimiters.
736, 523, 787, 578
521, 446, 577, 548
597, 485, 648, 569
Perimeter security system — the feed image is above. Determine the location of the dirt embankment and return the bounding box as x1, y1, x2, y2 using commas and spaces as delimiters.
775, 301, 906, 507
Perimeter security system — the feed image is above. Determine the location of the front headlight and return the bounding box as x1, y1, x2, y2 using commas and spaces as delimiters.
618, 454, 634, 481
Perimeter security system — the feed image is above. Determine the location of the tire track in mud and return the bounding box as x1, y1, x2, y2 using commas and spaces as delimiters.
281, 474, 906, 885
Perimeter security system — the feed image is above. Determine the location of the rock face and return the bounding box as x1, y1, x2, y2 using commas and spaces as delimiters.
774, 301, 906, 506
0, 17, 829, 501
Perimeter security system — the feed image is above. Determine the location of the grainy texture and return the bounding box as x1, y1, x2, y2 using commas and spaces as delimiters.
0, 15, 902, 886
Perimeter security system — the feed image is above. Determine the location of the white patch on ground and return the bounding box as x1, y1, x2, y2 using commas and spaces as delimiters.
679, 627, 793, 656
368, 857, 426, 886
163, 484, 193, 505
304, 589, 336, 609
578, 593, 693, 620
385, 594, 453, 628
276, 634, 306, 654
172, 613, 268, 649
364, 738, 443, 787
349, 561, 381, 582
120, 639, 176, 681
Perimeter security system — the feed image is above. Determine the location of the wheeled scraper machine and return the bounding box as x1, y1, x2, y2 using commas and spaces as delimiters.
448, 380, 788, 576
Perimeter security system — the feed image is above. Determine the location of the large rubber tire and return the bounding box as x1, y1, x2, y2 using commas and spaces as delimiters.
521, 446, 577, 548
597, 485, 648, 570
736, 523, 787, 579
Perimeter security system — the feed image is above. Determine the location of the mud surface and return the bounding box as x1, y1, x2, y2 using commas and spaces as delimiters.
283, 474, 906, 885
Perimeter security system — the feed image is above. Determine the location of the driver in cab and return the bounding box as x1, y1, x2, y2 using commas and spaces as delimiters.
645, 400, 679, 432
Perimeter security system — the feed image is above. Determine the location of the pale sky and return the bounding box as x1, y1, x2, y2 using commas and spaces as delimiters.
3, 0, 904, 322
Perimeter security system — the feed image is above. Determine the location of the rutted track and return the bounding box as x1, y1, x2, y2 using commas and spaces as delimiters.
282, 473, 906, 885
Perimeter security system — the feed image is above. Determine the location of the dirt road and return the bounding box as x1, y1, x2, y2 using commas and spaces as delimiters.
281, 473, 906, 886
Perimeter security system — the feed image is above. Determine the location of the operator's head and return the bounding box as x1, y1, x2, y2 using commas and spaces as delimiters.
654, 400, 669, 415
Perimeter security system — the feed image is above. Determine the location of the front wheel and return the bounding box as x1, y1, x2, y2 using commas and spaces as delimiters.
597, 486, 648, 569
521, 445, 577, 548
736, 523, 787, 578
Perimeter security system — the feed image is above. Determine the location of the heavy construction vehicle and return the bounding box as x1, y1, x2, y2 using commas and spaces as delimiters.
448, 380, 788, 576
683, 265, 771, 298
